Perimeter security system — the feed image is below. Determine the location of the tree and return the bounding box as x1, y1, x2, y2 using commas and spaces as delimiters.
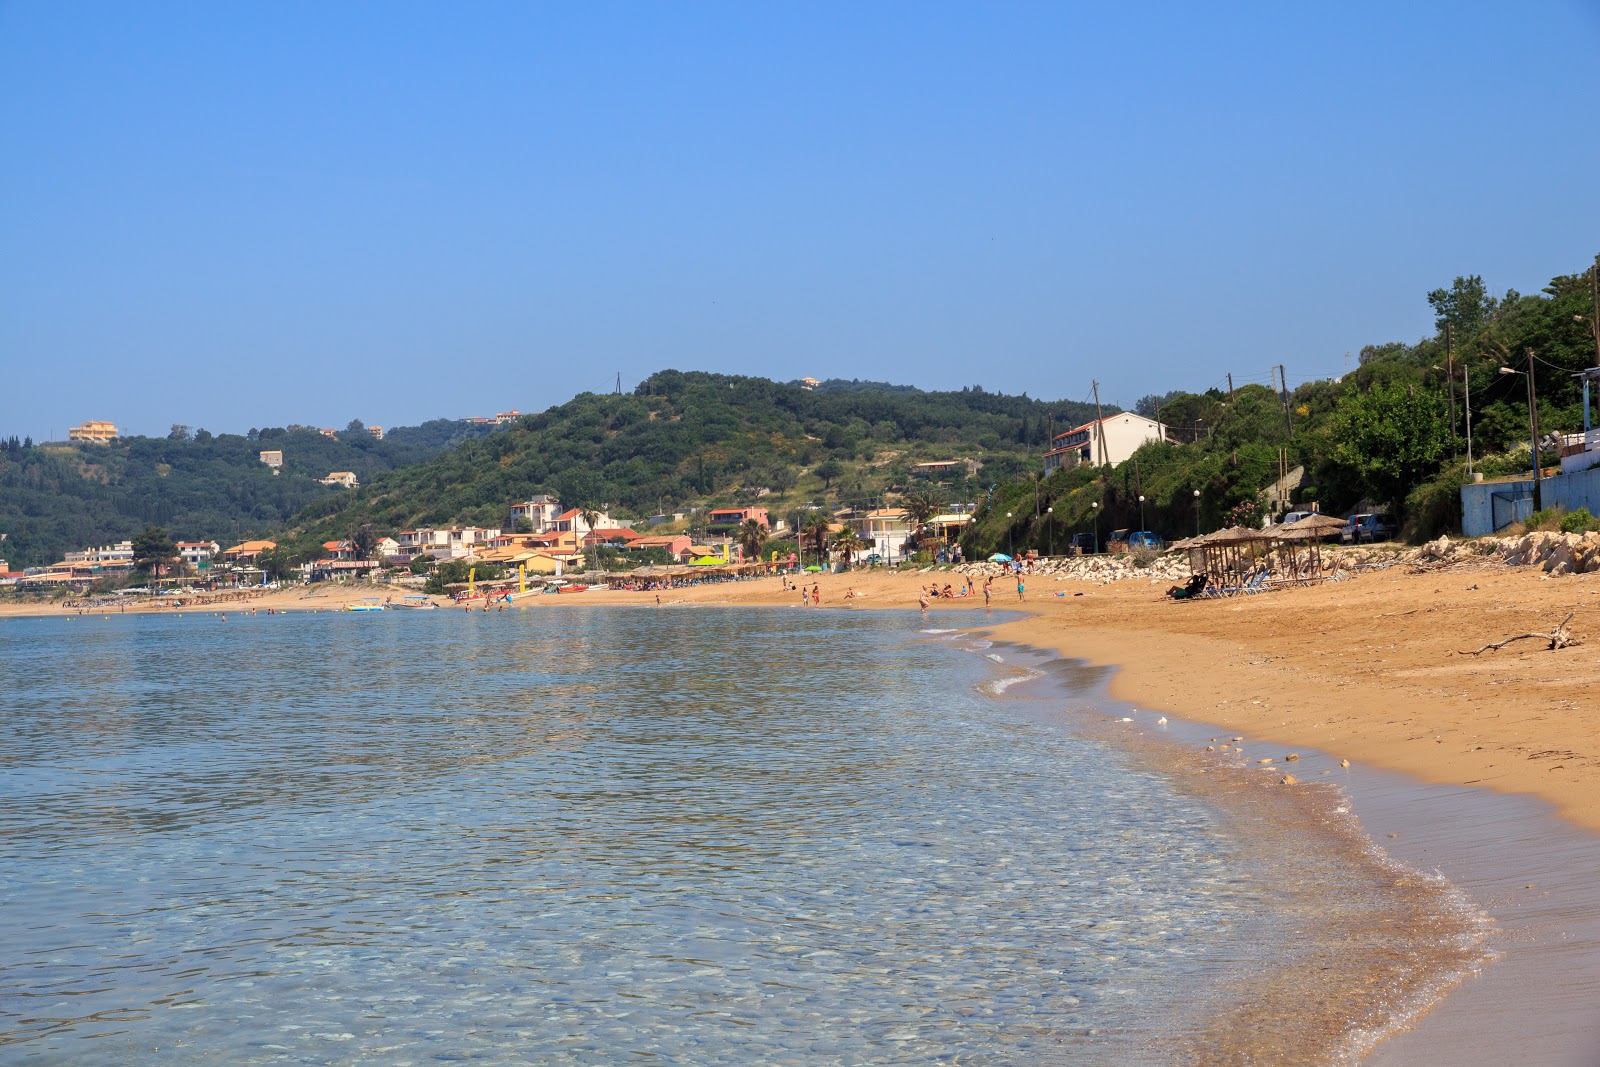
168, 424, 191, 441
131, 525, 177, 580
348, 521, 377, 561
814, 459, 843, 490
801, 512, 832, 562
831, 528, 866, 568
1328, 382, 1450, 511
736, 518, 767, 561
1427, 275, 1498, 339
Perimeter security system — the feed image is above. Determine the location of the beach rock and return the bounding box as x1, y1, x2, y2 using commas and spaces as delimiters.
1256, 758, 1274, 765
1285, 753, 1299, 762
1279, 774, 1298, 785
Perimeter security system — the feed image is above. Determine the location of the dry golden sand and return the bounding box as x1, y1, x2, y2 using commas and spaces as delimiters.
7, 563, 1597, 835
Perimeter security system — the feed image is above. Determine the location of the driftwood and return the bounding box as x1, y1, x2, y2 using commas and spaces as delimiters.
1458, 612, 1579, 656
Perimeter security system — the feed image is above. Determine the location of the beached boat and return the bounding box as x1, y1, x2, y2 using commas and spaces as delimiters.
389, 595, 437, 610
346, 598, 385, 612
556, 583, 590, 594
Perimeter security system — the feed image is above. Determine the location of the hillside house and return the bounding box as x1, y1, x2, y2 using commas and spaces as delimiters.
511, 494, 563, 531
321, 471, 359, 488
223, 540, 277, 563
708, 506, 769, 528
1043, 412, 1169, 472
68, 420, 118, 444
258, 450, 283, 469
912, 459, 980, 480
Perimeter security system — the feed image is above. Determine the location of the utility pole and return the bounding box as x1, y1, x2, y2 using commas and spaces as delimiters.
1277, 364, 1293, 435
1445, 324, 1458, 458
1527, 349, 1542, 512
1091, 380, 1109, 467
1590, 259, 1600, 368
1464, 362, 1473, 477
616, 372, 622, 395
1227, 373, 1234, 401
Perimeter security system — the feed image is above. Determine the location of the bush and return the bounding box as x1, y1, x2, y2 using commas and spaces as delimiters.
1559, 507, 1599, 534
1523, 507, 1561, 532
1402, 462, 1466, 541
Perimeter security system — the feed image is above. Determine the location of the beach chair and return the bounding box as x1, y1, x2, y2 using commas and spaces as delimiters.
1238, 571, 1271, 595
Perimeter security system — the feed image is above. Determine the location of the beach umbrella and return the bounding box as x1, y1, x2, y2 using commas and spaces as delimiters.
988, 553, 1012, 562
804, 564, 823, 572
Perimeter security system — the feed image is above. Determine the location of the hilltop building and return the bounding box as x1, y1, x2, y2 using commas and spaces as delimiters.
69, 420, 118, 444
367, 425, 384, 440
259, 450, 283, 469
1043, 412, 1169, 472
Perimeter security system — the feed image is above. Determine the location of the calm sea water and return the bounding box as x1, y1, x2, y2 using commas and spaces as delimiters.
2, 607, 1322, 1063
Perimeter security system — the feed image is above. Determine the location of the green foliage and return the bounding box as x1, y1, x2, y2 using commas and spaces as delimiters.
130, 525, 177, 576
0, 419, 498, 567
291, 371, 1100, 550
1559, 507, 1599, 534
423, 559, 504, 595
1326, 381, 1450, 507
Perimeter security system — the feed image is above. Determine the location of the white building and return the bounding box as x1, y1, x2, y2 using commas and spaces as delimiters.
511, 494, 563, 531
177, 541, 221, 567
259, 450, 283, 469
321, 471, 359, 488
65, 541, 134, 565
849, 508, 913, 563
1043, 412, 1169, 472
394, 526, 502, 561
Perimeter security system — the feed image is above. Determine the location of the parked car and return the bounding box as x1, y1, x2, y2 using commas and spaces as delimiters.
1341, 513, 1399, 544
1069, 532, 1097, 554
1126, 531, 1165, 550
1106, 528, 1133, 549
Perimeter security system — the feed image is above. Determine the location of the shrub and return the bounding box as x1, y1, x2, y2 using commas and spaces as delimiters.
1523, 507, 1561, 532
1559, 507, 1599, 534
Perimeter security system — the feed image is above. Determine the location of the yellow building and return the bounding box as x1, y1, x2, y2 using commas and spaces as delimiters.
68, 420, 118, 444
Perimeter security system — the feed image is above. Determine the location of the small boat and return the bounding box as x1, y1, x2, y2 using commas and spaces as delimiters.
346, 598, 385, 612
556, 583, 589, 594
390, 595, 437, 610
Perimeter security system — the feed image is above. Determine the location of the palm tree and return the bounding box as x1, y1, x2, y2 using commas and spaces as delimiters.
902, 489, 942, 550
801, 512, 831, 565
831, 528, 866, 569
736, 518, 767, 561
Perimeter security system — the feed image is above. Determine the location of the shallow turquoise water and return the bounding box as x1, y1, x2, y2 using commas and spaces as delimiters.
1, 607, 1272, 1063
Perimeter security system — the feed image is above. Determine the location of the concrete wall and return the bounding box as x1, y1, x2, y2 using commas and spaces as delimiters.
1462, 465, 1600, 537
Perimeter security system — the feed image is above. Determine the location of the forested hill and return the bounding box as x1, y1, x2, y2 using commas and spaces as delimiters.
0, 419, 498, 567
287, 371, 1104, 546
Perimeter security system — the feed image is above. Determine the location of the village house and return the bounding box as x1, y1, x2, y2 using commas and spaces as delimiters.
707, 506, 769, 528
65, 540, 134, 565
510, 494, 563, 531
320, 471, 359, 488
68, 420, 118, 444
631, 534, 693, 560
1043, 412, 1169, 472
223, 540, 277, 563
259, 450, 283, 469
367, 425, 384, 440
322, 540, 356, 561
177, 541, 221, 567
583, 527, 644, 548
850, 508, 913, 561
548, 509, 610, 539
374, 536, 400, 560
394, 527, 501, 561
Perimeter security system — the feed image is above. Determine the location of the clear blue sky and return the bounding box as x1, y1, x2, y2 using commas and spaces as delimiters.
3, 2, 1598, 439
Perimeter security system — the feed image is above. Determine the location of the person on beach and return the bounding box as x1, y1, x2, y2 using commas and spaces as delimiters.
802, 586, 809, 607
983, 577, 992, 607
811, 582, 820, 605
1016, 575, 1025, 601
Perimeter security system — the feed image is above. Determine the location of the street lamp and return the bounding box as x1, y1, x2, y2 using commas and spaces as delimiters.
1091, 501, 1099, 554
1046, 506, 1053, 557
1005, 511, 1013, 559
1192, 489, 1201, 536
1137, 494, 1146, 533
1500, 354, 1543, 511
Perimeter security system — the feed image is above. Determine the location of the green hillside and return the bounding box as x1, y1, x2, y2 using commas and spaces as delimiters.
287, 371, 1103, 548
0, 419, 498, 567
960, 257, 1600, 557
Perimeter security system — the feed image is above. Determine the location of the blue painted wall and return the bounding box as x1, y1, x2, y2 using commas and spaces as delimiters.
1462, 466, 1600, 537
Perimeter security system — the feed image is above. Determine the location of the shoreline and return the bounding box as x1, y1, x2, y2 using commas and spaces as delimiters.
973, 632, 1600, 1064
8, 585, 1597, 1059
5, 563, 1597, 832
